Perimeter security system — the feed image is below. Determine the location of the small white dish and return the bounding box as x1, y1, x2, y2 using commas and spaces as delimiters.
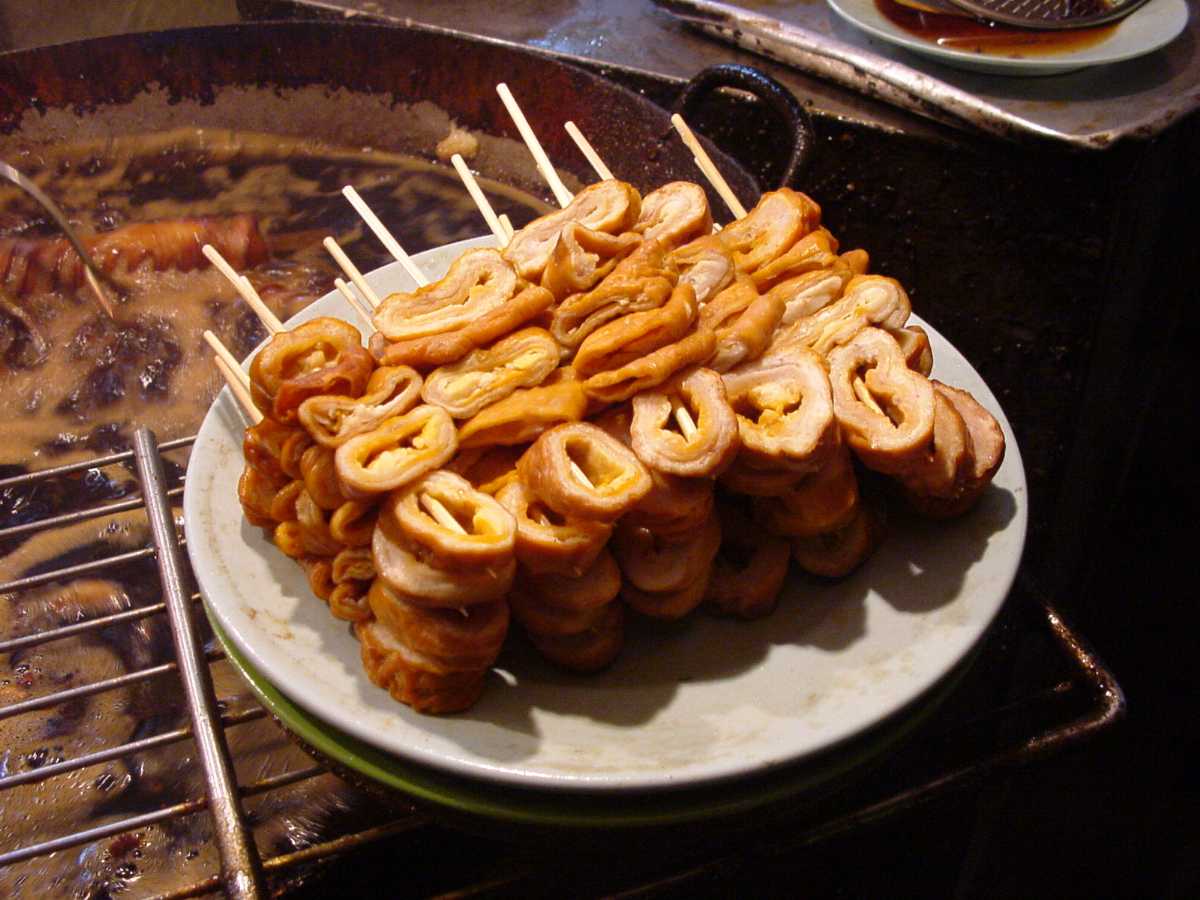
826, 0, 1190, 75
185, 237, 1027, 794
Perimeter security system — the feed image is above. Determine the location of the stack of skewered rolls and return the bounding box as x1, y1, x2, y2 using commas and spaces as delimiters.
236, 179, 1005, 714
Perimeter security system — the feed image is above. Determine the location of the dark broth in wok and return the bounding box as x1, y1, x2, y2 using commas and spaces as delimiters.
0, 129, 548, 897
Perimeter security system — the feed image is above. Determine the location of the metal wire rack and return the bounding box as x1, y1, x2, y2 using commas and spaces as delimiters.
0, 426, 1124, 898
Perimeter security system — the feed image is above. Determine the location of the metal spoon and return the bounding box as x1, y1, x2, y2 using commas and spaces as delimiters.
0, 159, 117, 318
942, 0, 1152, 30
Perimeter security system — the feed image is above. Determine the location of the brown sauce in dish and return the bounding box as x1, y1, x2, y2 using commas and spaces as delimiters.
875, 0, 1118, 56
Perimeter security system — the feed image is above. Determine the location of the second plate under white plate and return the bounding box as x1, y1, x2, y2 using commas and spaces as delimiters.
826, 0, 1190, 75
185, 237, 1027, 794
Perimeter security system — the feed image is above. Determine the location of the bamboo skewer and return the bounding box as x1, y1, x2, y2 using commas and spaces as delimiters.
323, 237, 382, 309
213, 355, 261, 423
673, 404, 699, 440
450, 154, 510, 247
497, 213, 516, 243
203, 330, 250, 387
564, 121, 614, 181
671, 114, 748, 220
342, 185, 429, 287
203, 244, 283, 334
334, 278, 376, 329
420, 494, 469, 536
570, 461, 594, 490
496, 83, 574, 209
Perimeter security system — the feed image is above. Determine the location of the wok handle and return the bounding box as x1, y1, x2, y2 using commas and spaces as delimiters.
672, 63, 815, 189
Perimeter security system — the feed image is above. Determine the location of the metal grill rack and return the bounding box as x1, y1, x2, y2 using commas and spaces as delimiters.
0, 427, 1124, 898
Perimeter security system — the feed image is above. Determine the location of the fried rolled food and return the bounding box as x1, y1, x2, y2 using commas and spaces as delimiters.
0, 214, 268, 297
718, 189, 821, 276
268, 479, 305, 523
592, 404, 715, 536
828, 328, 936, 476
791, 503, 886, 579
334, 404, 458, 499
612, 513, 722, 595
890, 325, 933, 377
356, 616, 495, 715
700, 276, 786, 372
249, 317, 375, 424
495, 479, 612, 575
757, 446, 860, 538
622, 565, 712, 620
766, 264, 855, 328
767, 274, 911, 360
332, 545, 376, 583
582, 326, 716, 404
707, 499, 791, 619
329, 581, 373, 622
629, 368, 739, 477
671, 233, 735, 305
421, 327, 558, 419
517, 422, 652, 521
529, 602, 625, 673
299, 443, 348, 511
902, 382, 1005, 518
503, 179, 642, 281
243, 418, 300, 482
541, 224, 640, 299
388, 470, 516, 568
635, 181, 713, 246
573, 280, 697, 378
722, 351, 838, 473
456, 370, 588, 449
367, 579, 509, 669
294, 488, 343, 556
238, 466, 285, 527
448, 444, 525, 495
719, 456, 809, 497
298, 556, 336, 602
750, 227, 839, 290
372, 248, 517, 342
298, 365, 422, 447
550, 239, 677, 349
372, 508, 515, 606
509, 549, 621, 637
373, 284, 553, 369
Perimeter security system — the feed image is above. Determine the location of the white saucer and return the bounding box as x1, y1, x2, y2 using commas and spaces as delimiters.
826, 0, 1190, 75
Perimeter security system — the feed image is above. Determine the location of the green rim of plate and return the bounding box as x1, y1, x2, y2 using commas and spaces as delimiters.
207, 603, 979, 830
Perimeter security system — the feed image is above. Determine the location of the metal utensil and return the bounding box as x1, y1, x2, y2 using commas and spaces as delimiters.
0, 159, 117, 318
943, 0, 1152, 29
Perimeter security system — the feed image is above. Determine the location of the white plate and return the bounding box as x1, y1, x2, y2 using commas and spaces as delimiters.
826, 0, 1190, 75
185, 237, 1027, 794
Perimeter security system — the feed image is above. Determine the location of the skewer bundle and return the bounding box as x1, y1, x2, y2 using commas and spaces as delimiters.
209, 89, 1005, 714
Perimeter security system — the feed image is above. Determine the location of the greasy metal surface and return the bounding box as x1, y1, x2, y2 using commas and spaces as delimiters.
132, 429, 265, 900
269, 0, 1200, 148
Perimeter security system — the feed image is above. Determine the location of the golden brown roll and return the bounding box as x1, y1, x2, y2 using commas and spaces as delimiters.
527, 601, 625, 673
751, 226, 838, 290
718, 189, 821, 276
572, 280, 697, 378
249, 317, 375, 424
456, 371, 588, 449
670, 233, 735, 305
517, 422, 652, 521
299, 365, 423, 447
791, 503, 886, 579
372, 248, 517, 342
700, 276, 786, 372
334, 404, 458, 499
367, 579, 509, 669
238, 466, 286, 528
371, 502, 515, 606
629, 367, 739, 477
387, 470, 516, 568
582, 327, 716, 404
541, 223, 640, 299
634, 181, 713, 247
374, 284, 554, 369
767, 274, 911, 360
707, 498, 791, 619
756, 446, 860, 539
827, 327, 936, 476
503, 179, 642, 281
421, 327, 559, 418
299, 443, 348, 511
612, 512, 721, 595
550, 239, 677, 349
356, 617, 490, 715
495, 479, 613, 576
722, 352, 838, 473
